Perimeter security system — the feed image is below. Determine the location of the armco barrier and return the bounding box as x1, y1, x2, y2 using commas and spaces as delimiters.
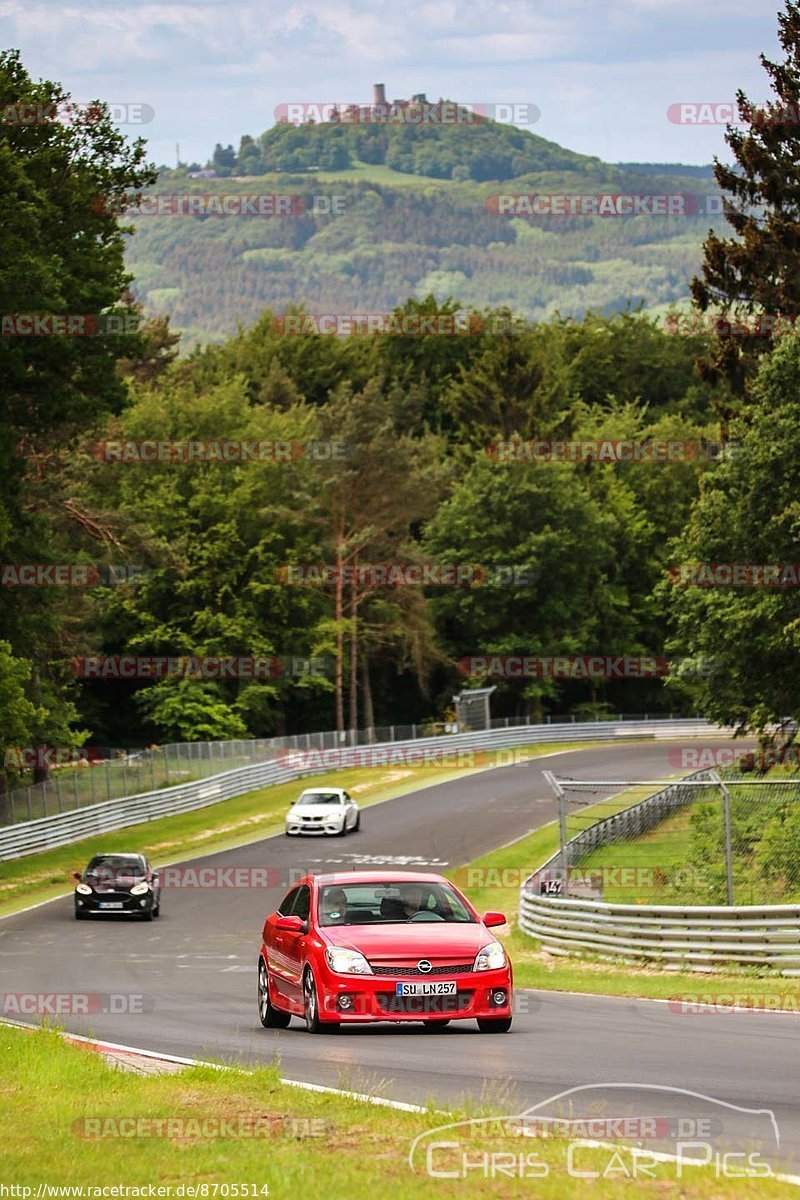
518, 892, 800, 973
518, 768, 800, 973
0, 718, 726, 861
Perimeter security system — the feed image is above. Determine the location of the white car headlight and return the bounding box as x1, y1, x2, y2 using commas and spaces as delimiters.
75, 883, 93, 896
473, 941, 507, 972
130, 882, 150, 896
325, 946, 373, 975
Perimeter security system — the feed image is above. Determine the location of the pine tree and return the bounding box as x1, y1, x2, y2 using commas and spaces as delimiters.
691, 1, 800, 403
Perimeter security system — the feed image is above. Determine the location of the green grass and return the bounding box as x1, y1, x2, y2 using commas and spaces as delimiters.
577, 802, 699, 902
1, 1024, 790, 1196
575, 768, 800, 906
0, 741, 594, 918
447, 783, 800, 1005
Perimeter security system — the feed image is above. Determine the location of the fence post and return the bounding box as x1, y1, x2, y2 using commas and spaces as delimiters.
73, 772, 80, 809
712, 770, 734, 905
543, 769, 569, 890
105, 759, 112, 802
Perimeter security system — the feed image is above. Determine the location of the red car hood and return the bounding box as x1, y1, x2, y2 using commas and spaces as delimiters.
321, 922, 493, 963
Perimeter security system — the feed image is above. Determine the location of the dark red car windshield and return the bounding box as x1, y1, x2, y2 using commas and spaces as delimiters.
318, 881, 476, 926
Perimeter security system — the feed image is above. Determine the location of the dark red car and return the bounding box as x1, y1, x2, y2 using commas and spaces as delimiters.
258, 871, 513, 1033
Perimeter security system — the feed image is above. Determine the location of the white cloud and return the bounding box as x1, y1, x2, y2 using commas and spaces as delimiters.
0, 0, 782, 162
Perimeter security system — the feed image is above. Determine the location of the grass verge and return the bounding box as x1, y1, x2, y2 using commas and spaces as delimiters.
447, 786, 800, 1007
0, 741, 595, 919
1, 1024, 790, 1196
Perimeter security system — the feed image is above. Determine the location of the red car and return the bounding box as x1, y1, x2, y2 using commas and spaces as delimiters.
257, 871, 513, 1033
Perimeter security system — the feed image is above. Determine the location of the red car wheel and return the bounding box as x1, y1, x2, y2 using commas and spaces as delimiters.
258, 958, 291, 1029
303, 968, 339, 1034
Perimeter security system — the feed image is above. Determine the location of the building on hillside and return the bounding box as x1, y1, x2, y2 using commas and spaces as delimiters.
328, 84, 486, 125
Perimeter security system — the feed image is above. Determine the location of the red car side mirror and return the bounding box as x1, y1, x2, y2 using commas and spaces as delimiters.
275, 915, 306, 933
482, 911, 507, 928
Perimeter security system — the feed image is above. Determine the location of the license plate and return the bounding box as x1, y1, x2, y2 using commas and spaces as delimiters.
99, 901, 124, 909
395, 981, 457, 997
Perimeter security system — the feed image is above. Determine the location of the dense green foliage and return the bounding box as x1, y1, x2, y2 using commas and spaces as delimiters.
4, 10, 800, 793
127, 166, 725, 349
9, 300, 721, 756
665, 337, 800, 734
218, 112, 597, 181
0, 49, 155, 804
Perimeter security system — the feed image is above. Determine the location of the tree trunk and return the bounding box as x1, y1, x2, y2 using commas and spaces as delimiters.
334, 538, 344, 735
348, 574, 358, 742
361, 655, 375, 741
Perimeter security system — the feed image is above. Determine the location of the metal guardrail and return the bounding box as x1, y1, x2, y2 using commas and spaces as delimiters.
0, 711, 707, 826
518, 768, 800, 973
518, 892, 800, 973
0, 718, 726, 861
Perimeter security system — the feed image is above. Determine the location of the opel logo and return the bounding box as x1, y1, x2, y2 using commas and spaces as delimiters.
417, 959, 432, 973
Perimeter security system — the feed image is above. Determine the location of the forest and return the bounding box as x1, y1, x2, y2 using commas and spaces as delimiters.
2, 24, 800, 802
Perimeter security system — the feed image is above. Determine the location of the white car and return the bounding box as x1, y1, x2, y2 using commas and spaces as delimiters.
285, 787, 361, 837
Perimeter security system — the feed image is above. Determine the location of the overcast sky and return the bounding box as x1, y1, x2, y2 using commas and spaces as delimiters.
0, 0, 785, 166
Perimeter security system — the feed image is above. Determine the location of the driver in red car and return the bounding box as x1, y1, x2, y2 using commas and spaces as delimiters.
400, 883, 425, 919
321, 886, 348, 925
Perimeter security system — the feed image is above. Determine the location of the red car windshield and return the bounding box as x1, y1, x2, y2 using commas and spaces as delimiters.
318, 882, 476, 926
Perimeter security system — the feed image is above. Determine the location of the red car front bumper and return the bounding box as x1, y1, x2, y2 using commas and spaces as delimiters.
315, 964, 513, 1023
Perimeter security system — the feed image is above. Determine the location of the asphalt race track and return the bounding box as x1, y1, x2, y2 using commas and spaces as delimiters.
3, 739, 799, 1171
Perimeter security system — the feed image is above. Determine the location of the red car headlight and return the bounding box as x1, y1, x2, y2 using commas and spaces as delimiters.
325, 946, 374, 975
473, 941, 507, 971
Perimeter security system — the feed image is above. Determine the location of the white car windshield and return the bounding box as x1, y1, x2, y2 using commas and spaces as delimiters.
297, 793, 342, 806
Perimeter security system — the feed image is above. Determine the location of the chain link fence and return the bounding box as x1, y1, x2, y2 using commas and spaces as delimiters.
0, 711, 700, 827
539, 768, 800, 906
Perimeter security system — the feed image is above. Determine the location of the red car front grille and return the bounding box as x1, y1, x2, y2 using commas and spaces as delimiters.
370, 961, 474, 976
